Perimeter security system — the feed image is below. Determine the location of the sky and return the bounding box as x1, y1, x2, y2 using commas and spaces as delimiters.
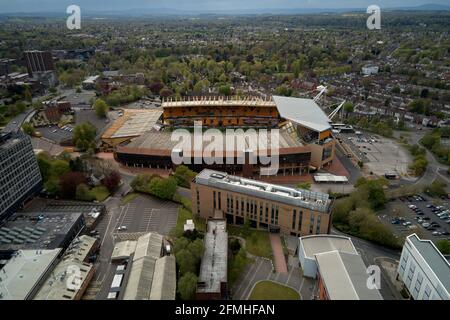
0, 0, 448, 13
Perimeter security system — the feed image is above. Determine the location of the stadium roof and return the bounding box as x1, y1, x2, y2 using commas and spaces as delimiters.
102, 109, 162, 140
315, 250, 383, 300
272, 96, 331, 132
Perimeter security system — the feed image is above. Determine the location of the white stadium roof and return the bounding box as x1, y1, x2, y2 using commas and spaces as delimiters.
272, 96, 331, 132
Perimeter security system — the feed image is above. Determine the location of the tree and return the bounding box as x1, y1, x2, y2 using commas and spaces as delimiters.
76, 183, 95, 201
173, 165, 196, 188
21, 122, 35, 136
425, 180, 447, 197
296, 182, 311, 190
93, 99, 109, 118
102, 171, 121, 192
187, 238, 204, 261
176, 248, 197, 275
149, 177, 178, 200
59, 171, 86, 199
44, 177, 60, 196
218, 85, 231, 96
52, 159, 71, 177
178, 272, 198, 300
343, 101, 354, 117
73, 123, 97, 151
436, 240, 450, 255
36, 153, 53, 182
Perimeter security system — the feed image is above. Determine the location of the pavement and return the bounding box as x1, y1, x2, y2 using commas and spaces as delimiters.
269, 233, 287, 273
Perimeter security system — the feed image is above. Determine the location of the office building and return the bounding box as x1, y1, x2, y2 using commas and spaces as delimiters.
0, 132, 42, 220
24, 51, 55, 75
191, 169, 332, 236
397, 234, 450, 300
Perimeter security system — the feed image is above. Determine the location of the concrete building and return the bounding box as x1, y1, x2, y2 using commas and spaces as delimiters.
42, 100, 72, 122
315, 250, 383, 300
397, 234, 450, 300
191, 169, 332, 236
0, 132, 42, 220
82, 75, 100, 90
197, 219, 228, 300
122, 233, 176, 300
24, 51, 55, 75
298, 235, 357, 278
361, 64, 379, 76
0, 211, 85, 253
33, 236, 98, 300
0, 249, 61, 300
298, 235, 382, 300
23, 51, 58, 87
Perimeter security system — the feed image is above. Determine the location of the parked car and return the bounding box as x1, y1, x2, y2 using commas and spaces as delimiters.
117, 226, 127, 231
432, 231, 441, 236
422, 222, 431, 228
403, 222, 412, 226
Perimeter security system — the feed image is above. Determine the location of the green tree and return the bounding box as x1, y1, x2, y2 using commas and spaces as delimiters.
21, 122, 35, 136
73, 123, 97, 151
178, 272, 198, 300
425, 180, 447, 197
218, 85, 231, 96
296, 182, 311, 190
343, 101, 354, 117
44, 177, 60, 196
51, 159, 70, 177
436, 240, 450, 255
149, 177, 178, 200
176, 248, 197, 275
187, 238, 204, 261
94, 99, 109, 118
76, 183, 95, 201
173, 165, 196, 188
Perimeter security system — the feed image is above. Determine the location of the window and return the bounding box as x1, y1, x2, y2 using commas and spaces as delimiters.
292, 210, 297, 230
298, 211, 303, 231
218, 192, 221, 210
213, 191, 216, 209
424, 285, 431, 300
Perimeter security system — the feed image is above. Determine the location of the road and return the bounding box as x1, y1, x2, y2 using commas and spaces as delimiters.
406, 129, 449, 188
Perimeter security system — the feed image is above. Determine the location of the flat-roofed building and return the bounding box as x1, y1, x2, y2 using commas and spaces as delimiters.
149, 255, 176, 300
0, 249, 61, 300
298, 235, 357, 278
33, 236, 98, 300
397, 234, 450, 300
191, 170, 332, 236
315, 250, 383, 300
197, 219, 228, 300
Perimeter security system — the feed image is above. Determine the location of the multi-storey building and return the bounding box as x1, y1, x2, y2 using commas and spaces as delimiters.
191, 169, 332, 236
24, 51, 55, 75
397, 234, 450, 300
0, 132, 42, 220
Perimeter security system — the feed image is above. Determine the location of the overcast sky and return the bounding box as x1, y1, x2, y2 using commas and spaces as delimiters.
0, 0, 448, 13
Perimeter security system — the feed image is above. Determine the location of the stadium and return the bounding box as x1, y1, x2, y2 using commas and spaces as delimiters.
108, 94, 337, 177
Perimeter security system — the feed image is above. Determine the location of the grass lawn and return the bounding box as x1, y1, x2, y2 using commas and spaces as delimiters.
228, 225, 272, 258
173, 205, 206, 236
90, 186, 110, 201
249, 281, 300, 300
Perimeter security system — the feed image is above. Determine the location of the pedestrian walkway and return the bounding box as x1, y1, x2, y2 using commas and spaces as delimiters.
269, 233, 288, 273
